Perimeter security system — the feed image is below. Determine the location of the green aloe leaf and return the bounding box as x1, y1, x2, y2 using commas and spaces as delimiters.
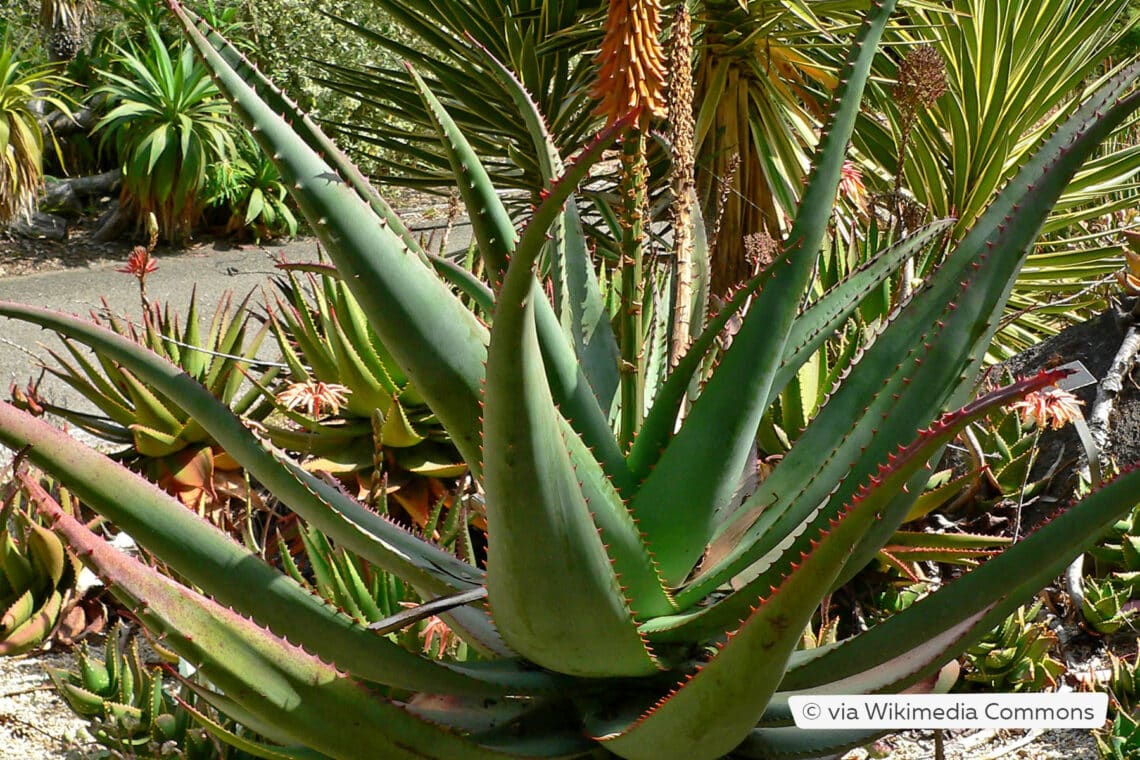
0, 304, 485, 598
30, 486, 520, 760
686, 57, 1140, 599
781, 463, 1140, 695
628, 0, 898, 585
170, 3, 489, 470
469, 35, 620, 412
405, 61, 631, 491
483, 190, 660, 677
0, 407, 563, 696
648, 370, 1066, 642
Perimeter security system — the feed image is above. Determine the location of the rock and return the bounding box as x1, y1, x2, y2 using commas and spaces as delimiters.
10, 212, 68, 241
91, 200, 130, 243
994, 300, 1140, 523
40, 171, 121, 216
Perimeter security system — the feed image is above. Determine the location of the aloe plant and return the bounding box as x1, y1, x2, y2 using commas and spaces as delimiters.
0, 2, 1140, 758
11, 288, 272, 529
1083, 576, 1136, 635
1099, 709, 1140, 760
260, 262, 471, 528
50, 620, 258, 758
963, 601, 1066, 692
0, 473, 81, 656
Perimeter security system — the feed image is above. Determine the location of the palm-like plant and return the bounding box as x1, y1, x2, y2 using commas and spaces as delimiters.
203, 130, 297, 240
0, 2, 1139, 758
93, 23, 234, 242
693, 0, 876, 292
314, 0, 602, 196
39, 0, 93, 62
321, 0, 869, 291
0, 39, 72, 226
860, 0, 1140, 356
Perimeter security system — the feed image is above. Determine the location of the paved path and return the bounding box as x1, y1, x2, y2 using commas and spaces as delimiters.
0, 221, 472, 416
0, 240, 309, 413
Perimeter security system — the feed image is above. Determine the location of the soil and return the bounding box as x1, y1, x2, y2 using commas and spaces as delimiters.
0, 224, 129, 279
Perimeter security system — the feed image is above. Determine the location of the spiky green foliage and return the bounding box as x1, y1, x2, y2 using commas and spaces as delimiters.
203, 130, 297, 240
312, 0, 600, 196
1083, 576, 1136, 635
0, 38, 72, 225
93, 23, 235, 242
1098, 708, 1140, 760
963, 602, 1066, 692
966, 389, 1057, 505
2, 2, 1140, 758
11, 289, 271, 527
0, 474, 80, 656
861, 0, 1140, 356
262, 262, 471, 529
1101, 644, 1140, 713
50, 620, 260, 758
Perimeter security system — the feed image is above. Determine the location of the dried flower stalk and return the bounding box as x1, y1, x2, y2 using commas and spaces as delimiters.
668, 5, 697, 365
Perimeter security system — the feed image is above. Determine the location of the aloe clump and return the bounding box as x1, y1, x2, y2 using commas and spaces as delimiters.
1, 2, 1140, 758
0, 474, 80, 656
11, 288, 272, 531
963, 602, 1066, 692
261, 263, 467, 525
50, 620, 258, 758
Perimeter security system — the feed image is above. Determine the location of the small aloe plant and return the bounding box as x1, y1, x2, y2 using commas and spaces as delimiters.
0, 472, 81, 656
261, 262, 467, 525
49, 620, 257, 758
1, 2, 1140, 758
963, 601, 1066, 692
1083, 576, 1136, 635
12, 288, 272, 529
1097, 708, 1140, 760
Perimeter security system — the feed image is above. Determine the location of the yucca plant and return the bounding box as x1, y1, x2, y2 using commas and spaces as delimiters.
314, 0, 602, 195
861, 0, 1140, 356
0, 37, 72, 225
2, 2, 1140, 758
93, 22, 235, 243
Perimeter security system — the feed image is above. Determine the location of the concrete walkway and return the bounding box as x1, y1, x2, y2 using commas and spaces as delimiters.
0, 220, 473, 415
0, 239, 312, 412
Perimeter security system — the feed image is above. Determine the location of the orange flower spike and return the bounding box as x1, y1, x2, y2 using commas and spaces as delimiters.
591, 0, 667, 125
117, 245, 159, 278
1010, 386, 1084, 431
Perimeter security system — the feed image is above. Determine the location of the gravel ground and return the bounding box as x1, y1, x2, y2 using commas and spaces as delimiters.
0, 649, 92, 759
0, 651, 1105, 760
